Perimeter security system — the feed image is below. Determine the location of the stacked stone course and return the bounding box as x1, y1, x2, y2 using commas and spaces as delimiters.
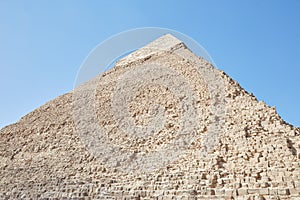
0, 35, 299, 199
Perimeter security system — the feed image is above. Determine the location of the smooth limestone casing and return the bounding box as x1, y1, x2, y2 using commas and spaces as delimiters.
0, 34, 299, 200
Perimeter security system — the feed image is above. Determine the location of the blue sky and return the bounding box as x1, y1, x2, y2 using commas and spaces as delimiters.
0, 0, 299, 128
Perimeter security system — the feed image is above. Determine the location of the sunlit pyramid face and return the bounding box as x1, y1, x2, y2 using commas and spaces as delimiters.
1, 32, 299, 199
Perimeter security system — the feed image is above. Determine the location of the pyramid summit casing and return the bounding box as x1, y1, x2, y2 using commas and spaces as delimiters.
0, 34, 300, 199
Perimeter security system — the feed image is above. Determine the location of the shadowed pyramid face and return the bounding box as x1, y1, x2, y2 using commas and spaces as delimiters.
0, 32, 299, 199
72, 34, 226, 174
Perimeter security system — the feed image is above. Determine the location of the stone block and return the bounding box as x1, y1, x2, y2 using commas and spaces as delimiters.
237, 188, 248, 196
247, 189, 259, 194
259, 188, 269, 195
277, 188, 290, 195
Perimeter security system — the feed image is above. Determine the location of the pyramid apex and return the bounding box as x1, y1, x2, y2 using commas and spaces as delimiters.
116, 34, 185, 67
145, 33, 184, 51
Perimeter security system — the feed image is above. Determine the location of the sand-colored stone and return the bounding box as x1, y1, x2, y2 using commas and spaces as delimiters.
0, 34, 299, 199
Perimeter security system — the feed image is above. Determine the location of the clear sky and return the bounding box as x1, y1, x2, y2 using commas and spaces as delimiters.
0, 1, 299, 128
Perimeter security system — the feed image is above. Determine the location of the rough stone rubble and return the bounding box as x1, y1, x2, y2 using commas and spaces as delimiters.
0, 34, 299, 199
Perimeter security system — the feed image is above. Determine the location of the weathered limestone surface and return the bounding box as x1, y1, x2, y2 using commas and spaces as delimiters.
0, 35, 299, 199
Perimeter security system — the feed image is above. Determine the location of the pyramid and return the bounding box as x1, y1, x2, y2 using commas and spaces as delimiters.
0, 34, 299, 199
